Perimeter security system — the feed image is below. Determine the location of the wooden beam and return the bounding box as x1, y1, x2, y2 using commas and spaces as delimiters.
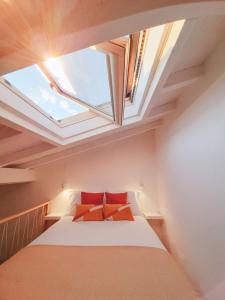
20, 120, 162, 168
0, 91, 175, 168
0, 142, 54, 167
0, 115, 61, 147
0, 133, 24, 150
0, 168, 36, 185
162, 64, 204, 93
0, 133, 33, 155
0, 124, 20, 140
14, 97, 175, 167
1, 97, 175, 168
149, 101, 177, 119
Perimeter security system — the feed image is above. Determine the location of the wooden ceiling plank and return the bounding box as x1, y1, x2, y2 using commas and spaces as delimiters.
0, 1, 224, 75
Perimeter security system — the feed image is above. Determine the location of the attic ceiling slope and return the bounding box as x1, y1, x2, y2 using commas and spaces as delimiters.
0, 9, 223, 72
0, 1, 225, 74
20, 120, 162, 169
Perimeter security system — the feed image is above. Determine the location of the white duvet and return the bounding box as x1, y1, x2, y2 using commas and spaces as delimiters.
31, 216, 165, 250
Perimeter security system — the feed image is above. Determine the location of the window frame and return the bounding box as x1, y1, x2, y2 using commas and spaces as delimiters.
37, 41, 126, 125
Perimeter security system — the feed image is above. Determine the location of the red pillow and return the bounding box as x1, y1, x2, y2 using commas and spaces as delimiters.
105, 192, 128, 204
81, 192, 104, 205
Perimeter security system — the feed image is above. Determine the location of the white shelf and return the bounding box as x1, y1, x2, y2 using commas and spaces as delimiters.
144, 212, 163, 220
44, 214, 62, 221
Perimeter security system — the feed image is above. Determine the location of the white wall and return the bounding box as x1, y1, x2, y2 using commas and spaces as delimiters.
0, 130, 159, 219
204, 281, 225, 300
156, 37, 225, 297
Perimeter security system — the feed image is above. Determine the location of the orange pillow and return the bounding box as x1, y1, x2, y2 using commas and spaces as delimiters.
104, 204, 134, 221
81, 192, 104, 205
105, 192, 128, 204
73, 204, 104, 221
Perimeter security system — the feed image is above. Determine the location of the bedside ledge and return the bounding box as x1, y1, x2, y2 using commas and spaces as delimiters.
144, 213, 163, 220
44, 214, 62, 221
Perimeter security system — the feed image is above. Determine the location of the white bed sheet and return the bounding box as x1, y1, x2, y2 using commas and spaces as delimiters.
31, 216, 165, 250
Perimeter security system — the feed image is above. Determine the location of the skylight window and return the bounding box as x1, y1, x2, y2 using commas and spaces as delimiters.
43, 48, 112, 115
2, 32, 145, 126
3, 65, 87, 121
38, 42, 126, 123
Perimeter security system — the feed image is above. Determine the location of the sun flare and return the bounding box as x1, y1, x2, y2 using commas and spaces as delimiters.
44, 57, 76, 95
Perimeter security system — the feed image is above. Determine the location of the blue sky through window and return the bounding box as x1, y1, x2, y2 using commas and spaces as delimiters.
4, 65, 87, 121
44, 48, 111, 108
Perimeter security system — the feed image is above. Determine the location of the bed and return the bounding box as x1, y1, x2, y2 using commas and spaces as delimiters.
0, 214, 198, 299
31, 216, 165, 248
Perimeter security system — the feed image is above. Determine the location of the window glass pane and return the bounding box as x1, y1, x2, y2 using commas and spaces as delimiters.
44, 47, 113, 116
3, 65, 87, 121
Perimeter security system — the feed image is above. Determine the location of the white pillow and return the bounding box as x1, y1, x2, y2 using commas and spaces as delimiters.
63, 190, 80, 216
127, 191, 143, 216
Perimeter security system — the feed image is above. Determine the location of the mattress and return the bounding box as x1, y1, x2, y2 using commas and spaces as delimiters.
31, 216, 165, 250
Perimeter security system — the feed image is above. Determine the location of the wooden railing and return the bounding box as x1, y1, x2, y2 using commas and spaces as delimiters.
0, 202, 49, 264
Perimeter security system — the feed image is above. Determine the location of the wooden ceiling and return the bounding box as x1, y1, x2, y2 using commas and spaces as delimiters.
0, 0, 176, 74
0, 0, 224, 75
